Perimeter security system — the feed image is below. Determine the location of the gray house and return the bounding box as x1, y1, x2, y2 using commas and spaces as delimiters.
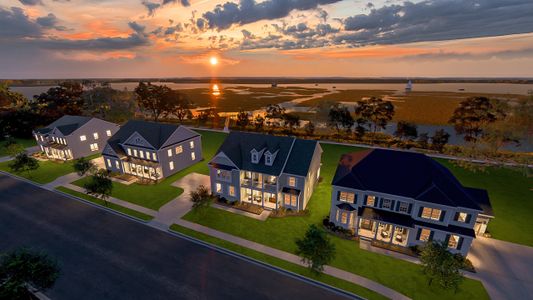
209, 131, 322, 211
33, 115, 119, 160
102, 120, 202, 180
328, 149, 493, 256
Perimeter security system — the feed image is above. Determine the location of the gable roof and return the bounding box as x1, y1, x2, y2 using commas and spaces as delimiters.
211, 131, 319, 176
107, 120, 198, 155
35, 115, 92, 135
332, 149, 483, 210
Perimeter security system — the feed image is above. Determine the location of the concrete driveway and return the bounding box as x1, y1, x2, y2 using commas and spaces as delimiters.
467, 237, 533, 299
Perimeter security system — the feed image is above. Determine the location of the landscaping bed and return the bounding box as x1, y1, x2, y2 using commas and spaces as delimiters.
216, 198, 264, 215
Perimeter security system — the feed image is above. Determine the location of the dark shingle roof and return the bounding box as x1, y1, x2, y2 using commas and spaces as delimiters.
107, 120, 198, 154
332, 149, 483, 210
35, 115, 92, 135
212, 131, 319, 176
465, 187, 494, 217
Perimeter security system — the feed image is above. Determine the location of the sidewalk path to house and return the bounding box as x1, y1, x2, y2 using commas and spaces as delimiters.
148, 173, 211, 229
0, 146, 40, 163
467, 237, 533, 300
174, 219, 410, 300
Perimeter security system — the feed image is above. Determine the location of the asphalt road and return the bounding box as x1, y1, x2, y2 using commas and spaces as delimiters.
0, 175, 350, 300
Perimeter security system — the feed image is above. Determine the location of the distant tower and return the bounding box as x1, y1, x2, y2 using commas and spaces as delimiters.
405, 80, 413, 92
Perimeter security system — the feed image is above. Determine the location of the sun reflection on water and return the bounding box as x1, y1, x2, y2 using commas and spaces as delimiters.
211, 83, 221, 96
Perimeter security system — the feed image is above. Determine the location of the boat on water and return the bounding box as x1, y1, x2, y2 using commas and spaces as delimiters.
405, 80, 413, 92
271, 83, 278, 87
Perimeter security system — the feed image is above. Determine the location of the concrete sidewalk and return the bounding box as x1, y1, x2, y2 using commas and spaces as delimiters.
174, 219, 410, 300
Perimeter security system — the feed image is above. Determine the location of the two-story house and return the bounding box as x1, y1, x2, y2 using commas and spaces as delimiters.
328, 149, 493, 256
33, 115, 119, 160
209, 131, 322, 211
102, 120, 202, 180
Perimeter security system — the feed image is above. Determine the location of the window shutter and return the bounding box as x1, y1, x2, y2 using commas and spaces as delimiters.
378, 198, 383, 208
466, 214, 472, 223
439, 211, 446, 222
337, 191, 341, 201
408, 203, 413, 214
395, 201, 401, 211
457, 237, 464, 250
444, 234, 450, 246
418, 207, 424, 217
416, 228, 421, 240
429, 231, 434, 241
454, 212, 460, 221
363, 195, 367, 206
390, 200, 396, 211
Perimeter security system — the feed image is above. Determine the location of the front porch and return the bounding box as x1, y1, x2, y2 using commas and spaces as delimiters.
241, 188, 279, 210
357, 218, 410, 247
122, 159, 162, 181
43, 144, 73, 161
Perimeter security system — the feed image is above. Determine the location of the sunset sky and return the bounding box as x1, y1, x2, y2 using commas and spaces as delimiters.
1, 0, 533, 78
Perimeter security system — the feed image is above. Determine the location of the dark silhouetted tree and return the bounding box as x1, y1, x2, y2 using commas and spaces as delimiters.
295, 224, 336, 275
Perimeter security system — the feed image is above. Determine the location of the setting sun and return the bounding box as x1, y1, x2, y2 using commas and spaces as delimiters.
210, 56, 218, 66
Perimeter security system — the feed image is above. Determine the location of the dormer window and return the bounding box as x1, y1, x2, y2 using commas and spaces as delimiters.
251, 149, 260, 164
265, 154, 272, 166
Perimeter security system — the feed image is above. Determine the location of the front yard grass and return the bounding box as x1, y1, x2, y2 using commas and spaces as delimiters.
0, 138, 36, 157
0, 159, 75, 184
56, 186, 153, 221
72, 129, 227, 211
170, 223, 387, 300
182, 142, 490, 300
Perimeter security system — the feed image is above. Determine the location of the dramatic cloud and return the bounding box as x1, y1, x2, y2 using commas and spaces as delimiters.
142, 0, 190, 16
18, 0, 43, 6
337, 0, 533, 46
201, 0, 342, 30
0, 7, 42, 38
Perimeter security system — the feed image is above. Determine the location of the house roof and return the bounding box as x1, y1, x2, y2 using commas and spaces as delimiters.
465, 187, 494, 217
332, 149, 483, 211
35, 115, 92, 135
337, 202, 356, 211
107, 120, 198, 155
212, 131, 319, 176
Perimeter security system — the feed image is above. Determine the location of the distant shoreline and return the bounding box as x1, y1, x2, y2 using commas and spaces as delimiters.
3, 77, 533, 86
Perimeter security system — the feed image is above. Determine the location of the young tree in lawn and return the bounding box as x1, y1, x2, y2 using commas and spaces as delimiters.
253, 115, 265, 132
295, 224, 336, 275
394, 121, 418, 141
0, 247, 60, 299
449, 96, 505, 144
73, 157, 97, 176
9, 153, 39, 176
190, 185, 213, 211
304, 121, 315, 136
236, 110, 251, 130
282, 113, 300, 133
431, 129, 451, 153
84, 169, 113, 206
354, 97, 395, 133
420, 241, 465, 293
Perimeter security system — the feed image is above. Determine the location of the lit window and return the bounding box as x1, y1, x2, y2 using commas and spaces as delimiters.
457, 212, 468, 223
339, 192, 355, 203
448, 235, 460, 249
191, 152, 196, 160
167, 149, 172, 157
190, 141, 195, 149
175, 145, 183, 154
139, 151, 144, 159
419, 228, 431, 242
431, 209, 442, 220
106, 159, 111, 167
284, 194, 291, 205
153, 153, 157, 160
40, 136, 44, 141
90, 143, 99, 151
229, 186, 235, 196
382, 199, 392, 209
115, 161, 120, 169
106, 130, 112, 136
341, 211, 348, 224
93, 132, 99, 140
216, 183, 222, 193
127, 148, 132, 156
133, 149, 138, 157
399, 202, 409, 213
421, 207, 442, 221
288, 177, 296, 187
366, 195, 376, 206
169, 161, 174, 170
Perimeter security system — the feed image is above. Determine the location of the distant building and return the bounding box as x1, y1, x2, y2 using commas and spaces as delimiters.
209, 131, 322, 211
102, 120, 202, 180
405, 80, 413, 92
328, 149, 493, 256
33, 115, 119, 160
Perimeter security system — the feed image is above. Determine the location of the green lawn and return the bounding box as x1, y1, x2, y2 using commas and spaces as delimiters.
0, 159, 75, 184
170, 224, 387, 300
56, 186, 153, 221
72, 130, 227, 210
438, 160, 533, 247
182, 143, 490, 300
0, 138, 36, 157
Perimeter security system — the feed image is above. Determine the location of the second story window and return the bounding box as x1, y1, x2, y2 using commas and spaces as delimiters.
167, 149, 172, 157
339, 192, 355, 203
229, 186, 235, 197
288, 176, 296, 187
421, 207, 442, 221
169, 161, 174, 170
90, 143, 99, 151
93, 132, 99, 140
80, 135, 86, 141
106, 130, 112, 137
175, 145, 183, 154
398, 202, 409, 213
190, 141, 195, 149
382, 199, 392, 209
265, 155, 272, 166
139, 151, 144, 159
455, 212, 470, 223
133, 149, 138, 157
127, 148, 132, 156
366, 195, 376, 207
